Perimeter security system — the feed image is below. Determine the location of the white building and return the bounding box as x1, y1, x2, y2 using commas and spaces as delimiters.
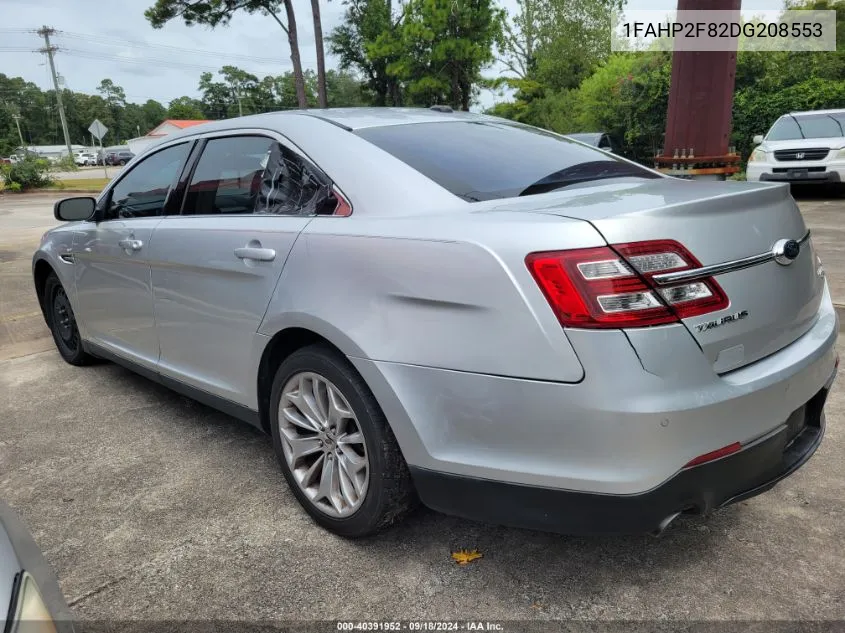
127, 119, 211, 155
15, 144, 86, 161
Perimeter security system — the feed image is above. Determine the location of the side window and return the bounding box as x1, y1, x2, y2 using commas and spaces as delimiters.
182, 135, 332, 216
104, 143, 189, 221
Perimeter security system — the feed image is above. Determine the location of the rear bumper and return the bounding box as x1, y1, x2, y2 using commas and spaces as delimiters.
353, 283, 838, 497
410, 379, 833, 535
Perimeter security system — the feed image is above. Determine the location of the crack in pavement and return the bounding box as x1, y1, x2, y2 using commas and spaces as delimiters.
67, 535, 200, 608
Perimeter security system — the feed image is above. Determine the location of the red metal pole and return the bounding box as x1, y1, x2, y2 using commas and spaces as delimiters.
656, 0, 742, 179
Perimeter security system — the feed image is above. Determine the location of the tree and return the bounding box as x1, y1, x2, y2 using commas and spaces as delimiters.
199, 66, 263, 117
390, 0, 503, 110
497, 0, 541, 80
329, 0, 404, 106
326, 69, 369, 106
145, 0, 309, 108
141, 99, 167, 128
310, 0, 329, 107
499, 0, 623, 92
167, 96, 206, 120
97, 78, 127, 142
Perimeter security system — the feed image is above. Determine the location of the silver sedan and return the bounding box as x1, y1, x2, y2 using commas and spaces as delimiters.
33, 108, 838, 537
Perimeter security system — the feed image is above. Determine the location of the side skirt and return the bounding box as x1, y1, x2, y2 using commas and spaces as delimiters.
83, 341, 264, 431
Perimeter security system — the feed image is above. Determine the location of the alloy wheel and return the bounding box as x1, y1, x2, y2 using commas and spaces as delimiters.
278, 371, 370, 518
52, 287, 79, 352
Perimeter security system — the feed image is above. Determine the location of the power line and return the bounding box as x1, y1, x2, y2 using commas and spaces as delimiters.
55, 30, 293, 65
61, 48, 302, 73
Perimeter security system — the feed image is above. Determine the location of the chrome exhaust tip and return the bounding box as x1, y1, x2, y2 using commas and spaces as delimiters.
650, 511, 683, 537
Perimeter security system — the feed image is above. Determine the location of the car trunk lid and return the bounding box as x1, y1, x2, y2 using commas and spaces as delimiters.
496, 178, 825, 372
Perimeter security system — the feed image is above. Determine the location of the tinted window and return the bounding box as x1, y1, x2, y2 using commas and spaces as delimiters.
183, 135, 332, 216
356, 121, 657, 201
105, 143, 189, 220
768, 114, 845, 140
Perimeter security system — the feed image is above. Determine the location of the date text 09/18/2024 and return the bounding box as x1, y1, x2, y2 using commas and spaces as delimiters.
336, 622, 505, 631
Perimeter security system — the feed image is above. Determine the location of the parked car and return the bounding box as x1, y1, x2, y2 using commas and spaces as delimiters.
0, 501, 76, 633
73, 153, 97, 167
566, 132, 618, 153
104, 151, 134, 166
747, 109, 845, 187
33, 107, 838, 538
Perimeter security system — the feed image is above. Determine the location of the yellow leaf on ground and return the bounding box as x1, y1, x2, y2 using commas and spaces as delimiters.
451, 549, 483, 565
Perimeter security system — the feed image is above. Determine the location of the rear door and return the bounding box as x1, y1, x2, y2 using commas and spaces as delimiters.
148, 131, 332, 407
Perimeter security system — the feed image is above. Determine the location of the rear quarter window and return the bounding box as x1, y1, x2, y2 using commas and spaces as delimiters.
355, 121, 658, 201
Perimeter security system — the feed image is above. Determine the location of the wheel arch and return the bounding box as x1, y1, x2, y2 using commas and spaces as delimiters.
256, 327, 349, 434
33, 257, 56, 324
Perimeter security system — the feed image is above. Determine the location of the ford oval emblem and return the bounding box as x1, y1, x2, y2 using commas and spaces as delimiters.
773, 239, 800, 266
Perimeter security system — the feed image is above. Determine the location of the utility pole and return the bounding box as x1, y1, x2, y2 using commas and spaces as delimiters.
11, 114, 24, 147
37, 26, 73, 158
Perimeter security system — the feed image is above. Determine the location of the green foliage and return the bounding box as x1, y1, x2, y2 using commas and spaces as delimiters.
53, 155, 79, 172
0, 73, 168, 149
166, 96, 207, 120
0, 65, 370, 155
145, 0, 286, 28
390, 0, 503, 109
329, 0, 403, 106
1, 157, 54, 191
489, 0, 845, 167
575, 52, 671, 162
330, 0, 501, 109
497, 0, 622, 90
144, 0, 312, 108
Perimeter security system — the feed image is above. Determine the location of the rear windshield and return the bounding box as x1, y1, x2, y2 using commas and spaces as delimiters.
355, 121, 659, 201
767, 114, 845, 141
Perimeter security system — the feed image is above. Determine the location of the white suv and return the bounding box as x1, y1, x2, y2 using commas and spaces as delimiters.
746, 109, 845, 187
74, 152, 97, 167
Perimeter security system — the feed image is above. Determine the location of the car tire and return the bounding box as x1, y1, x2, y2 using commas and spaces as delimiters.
118, 160, 126, 166
44, 273, 95, 366
269, 343, 417, 537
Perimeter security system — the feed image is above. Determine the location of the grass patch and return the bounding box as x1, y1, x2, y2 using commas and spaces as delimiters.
49, 178, 111, 192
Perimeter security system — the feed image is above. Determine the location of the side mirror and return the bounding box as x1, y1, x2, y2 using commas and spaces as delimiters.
753, 134, 764, 145
54, 197, 96, 222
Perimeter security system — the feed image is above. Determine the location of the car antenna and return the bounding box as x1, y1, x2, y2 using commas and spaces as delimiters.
430, 104, 453, 113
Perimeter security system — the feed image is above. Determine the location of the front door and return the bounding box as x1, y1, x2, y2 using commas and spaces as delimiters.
149, 133, 332, 408
73, 142, 191, 370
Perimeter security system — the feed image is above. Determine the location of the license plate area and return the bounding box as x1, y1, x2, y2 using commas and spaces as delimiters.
788, 168, 809, 178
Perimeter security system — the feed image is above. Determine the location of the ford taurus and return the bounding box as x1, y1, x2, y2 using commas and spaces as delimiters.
33, 108, 838, 537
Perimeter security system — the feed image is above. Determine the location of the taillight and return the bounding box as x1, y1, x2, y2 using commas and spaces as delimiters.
526, 239, 728, 329
332, 188, 353, 216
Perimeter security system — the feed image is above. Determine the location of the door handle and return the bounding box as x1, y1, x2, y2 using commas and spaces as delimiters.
234, 246, 276, 262
118, 238, 143, 251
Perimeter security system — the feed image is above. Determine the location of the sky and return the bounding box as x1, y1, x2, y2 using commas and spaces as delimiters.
0, 0, 786, 114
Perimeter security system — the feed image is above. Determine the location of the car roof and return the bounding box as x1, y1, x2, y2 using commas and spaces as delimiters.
159, 107, 499, 141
